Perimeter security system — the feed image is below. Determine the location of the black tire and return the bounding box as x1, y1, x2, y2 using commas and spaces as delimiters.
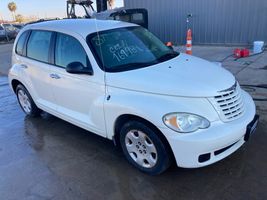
120, 120, 172, 175
16, 84, 41, 117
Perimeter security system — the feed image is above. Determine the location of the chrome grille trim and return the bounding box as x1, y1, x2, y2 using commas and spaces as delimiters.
208, 84, 245, 122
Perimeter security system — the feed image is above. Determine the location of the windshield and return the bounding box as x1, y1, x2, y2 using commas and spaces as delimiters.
87, 26, 179, 72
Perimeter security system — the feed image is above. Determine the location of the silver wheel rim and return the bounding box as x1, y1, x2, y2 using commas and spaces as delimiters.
18, 90, 32, 114
125, 130, 158, 168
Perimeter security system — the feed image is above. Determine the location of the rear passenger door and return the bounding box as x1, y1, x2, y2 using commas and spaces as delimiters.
49, 32, 106, 137
16, 30, 57, 112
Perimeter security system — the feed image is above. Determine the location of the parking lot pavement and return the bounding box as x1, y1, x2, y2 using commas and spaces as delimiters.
0, 46, 267, 199
0, 43, 13, 75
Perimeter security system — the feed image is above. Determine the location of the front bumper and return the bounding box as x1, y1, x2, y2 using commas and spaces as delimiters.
159, 91, 256, 168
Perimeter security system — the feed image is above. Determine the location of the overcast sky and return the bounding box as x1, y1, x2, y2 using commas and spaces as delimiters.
0, 0, 124, 20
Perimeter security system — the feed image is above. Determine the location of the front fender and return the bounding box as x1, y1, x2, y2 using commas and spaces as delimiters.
104, 87, 219, 139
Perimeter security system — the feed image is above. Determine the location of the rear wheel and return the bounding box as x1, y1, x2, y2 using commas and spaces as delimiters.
16, 84, 41, 117
120, 121, 171, 175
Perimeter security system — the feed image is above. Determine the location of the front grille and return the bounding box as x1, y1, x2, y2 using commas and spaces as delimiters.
209, 84, 245, 122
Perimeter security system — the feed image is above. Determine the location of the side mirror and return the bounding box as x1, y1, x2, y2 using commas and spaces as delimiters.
168, 46, 174, 50
66, 62, 93, 75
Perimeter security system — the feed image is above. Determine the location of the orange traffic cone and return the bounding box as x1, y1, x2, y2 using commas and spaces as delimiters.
186, 29, 192, 55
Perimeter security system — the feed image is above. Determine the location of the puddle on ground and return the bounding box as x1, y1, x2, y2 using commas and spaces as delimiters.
242, 85, 267, 101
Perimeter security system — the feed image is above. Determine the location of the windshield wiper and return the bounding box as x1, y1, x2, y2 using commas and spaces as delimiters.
107, 52, 179, 72
157, 51, 179, 62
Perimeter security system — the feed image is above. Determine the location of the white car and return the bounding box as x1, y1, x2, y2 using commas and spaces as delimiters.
8, 19, 259, 175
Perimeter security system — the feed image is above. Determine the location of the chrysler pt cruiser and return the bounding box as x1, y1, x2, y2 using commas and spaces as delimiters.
8, 19, 259, 175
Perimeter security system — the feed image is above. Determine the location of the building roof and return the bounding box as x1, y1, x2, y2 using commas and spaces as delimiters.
24, 19, 136, 38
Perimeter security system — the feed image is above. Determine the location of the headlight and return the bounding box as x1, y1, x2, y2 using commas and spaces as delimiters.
163, 113, 210, 133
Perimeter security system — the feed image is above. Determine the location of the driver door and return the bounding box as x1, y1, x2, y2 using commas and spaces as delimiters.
49, 32, 106, 137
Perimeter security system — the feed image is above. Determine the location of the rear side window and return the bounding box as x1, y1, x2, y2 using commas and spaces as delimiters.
55, 33, 88, 68
16, 31, 29, 56
132, 13, 144, 23
27, 31, 52, 63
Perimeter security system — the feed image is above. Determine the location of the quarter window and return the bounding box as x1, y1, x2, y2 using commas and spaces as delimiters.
27, 31, 52, 63
55, 33, 88, 68
16, 31, 29, 56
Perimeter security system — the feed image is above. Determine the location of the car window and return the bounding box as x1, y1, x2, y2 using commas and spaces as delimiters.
55, 33, 88, 68
27, 31, 52, 63
16, 31, 29, 56
132, 13, 144, 23
115, 15, 130, 22
0, 26, 3, 30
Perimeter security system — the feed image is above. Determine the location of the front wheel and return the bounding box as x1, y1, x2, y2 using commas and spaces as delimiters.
16, 84, 41, 117
120, 121, 172, 175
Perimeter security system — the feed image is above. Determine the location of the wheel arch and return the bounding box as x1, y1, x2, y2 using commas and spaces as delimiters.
113, 114, 175, 161
11, 79, 24, 93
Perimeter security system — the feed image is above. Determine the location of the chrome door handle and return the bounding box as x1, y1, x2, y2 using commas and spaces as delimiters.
50, 74, 61, 79
20, 64, 28, 69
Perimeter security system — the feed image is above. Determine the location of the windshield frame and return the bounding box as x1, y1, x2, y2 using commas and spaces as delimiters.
86, 26, 179, 73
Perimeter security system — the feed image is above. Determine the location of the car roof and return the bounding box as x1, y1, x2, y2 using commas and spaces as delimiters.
23, 19, 137, 38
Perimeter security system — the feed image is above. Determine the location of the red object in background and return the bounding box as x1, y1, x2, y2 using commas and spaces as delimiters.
234, 48, 250, 58
234, 49, 242, 58
241, 49, 250, 57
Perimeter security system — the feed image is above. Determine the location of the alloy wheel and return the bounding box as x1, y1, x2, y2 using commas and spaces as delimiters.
17, 89, 32, 114
125, 130, 158, 168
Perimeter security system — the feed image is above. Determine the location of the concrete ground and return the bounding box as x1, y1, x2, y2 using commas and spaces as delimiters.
0, 43, 267, 200
0, 43, 13, 75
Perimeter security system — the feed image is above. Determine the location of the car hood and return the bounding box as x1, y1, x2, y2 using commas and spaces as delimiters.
106, 53, 236, 97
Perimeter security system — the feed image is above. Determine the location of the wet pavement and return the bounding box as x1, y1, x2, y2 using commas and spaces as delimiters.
0, 46, 267, 200
0, 43, 13, 75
